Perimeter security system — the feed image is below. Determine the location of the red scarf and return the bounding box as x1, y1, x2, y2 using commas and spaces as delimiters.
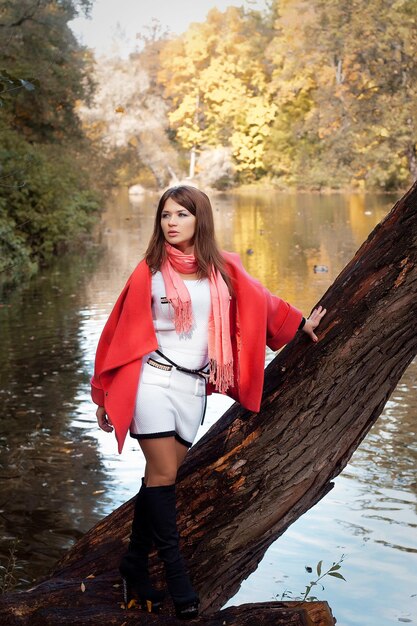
160, 243, 234, 394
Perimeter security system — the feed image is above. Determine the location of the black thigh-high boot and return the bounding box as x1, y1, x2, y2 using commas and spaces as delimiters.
144, 484, 199, 620
119, 478, 164, 612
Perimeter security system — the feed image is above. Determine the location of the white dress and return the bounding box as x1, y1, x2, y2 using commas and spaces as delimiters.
129, 271, 211, 447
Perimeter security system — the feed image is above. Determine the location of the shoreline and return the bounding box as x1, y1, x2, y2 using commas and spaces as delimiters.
127, 181, 406, 197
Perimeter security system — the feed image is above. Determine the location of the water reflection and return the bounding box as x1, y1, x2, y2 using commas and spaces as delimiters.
0, 252, 114, 583
215, 191, 395, 309
1, 188, 416, 626
347, 364, 417, 498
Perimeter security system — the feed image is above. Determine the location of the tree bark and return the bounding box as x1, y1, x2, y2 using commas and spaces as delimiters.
1, 182, 416, 624
0, 585, 335, 626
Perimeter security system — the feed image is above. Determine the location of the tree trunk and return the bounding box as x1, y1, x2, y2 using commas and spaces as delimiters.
1, 182, 416, 624
407, 143, 417, 182
0, 586, 335, 626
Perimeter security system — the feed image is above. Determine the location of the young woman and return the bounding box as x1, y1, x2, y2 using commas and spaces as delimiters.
91, 185, 326, 620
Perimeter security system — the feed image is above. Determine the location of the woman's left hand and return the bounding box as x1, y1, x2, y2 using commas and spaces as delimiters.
302, 305, 327, 342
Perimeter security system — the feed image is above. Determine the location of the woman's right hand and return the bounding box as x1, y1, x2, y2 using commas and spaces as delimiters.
302, 305, 327, 342
96, 406, 114, 433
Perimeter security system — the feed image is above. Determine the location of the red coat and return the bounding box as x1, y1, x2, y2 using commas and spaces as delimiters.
91, 252, 302, 453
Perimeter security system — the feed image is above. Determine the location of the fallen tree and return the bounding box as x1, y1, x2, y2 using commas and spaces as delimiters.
0, 592, 335, 626
1, 181, 416, 624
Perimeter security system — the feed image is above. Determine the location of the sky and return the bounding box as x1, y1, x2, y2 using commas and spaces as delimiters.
70, 0, 268, 58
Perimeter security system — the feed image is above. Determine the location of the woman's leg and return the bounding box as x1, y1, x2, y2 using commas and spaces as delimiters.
119, 480, 165, 610
119, 436, 184, 610
140, 437, 180, 486
143, 438, 189, 485
139, 437, 199, 620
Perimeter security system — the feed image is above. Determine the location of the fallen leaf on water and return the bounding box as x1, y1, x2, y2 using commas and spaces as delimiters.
92, 490, 105, 495
80, 582, 86, 592
86, 574, 95, 579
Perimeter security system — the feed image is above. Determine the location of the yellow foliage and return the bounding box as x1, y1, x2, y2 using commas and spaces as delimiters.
157, 0, 416, 187
158, 5, 275, 174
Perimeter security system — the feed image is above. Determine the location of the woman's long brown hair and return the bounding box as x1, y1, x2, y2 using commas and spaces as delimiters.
145, 185, 233, 293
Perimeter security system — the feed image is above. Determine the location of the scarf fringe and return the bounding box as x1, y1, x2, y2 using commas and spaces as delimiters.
209, 358, 234, 394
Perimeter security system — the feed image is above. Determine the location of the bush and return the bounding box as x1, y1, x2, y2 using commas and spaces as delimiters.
0, 127, 102, 291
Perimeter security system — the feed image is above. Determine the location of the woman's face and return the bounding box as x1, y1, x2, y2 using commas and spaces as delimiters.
160, 197, 196, 254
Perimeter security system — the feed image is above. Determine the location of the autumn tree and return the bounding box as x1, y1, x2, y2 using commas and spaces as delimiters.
158, 7, 276, 182
78, 58, 182, 186
264, 0, 417, 190
77, 19, 186, 189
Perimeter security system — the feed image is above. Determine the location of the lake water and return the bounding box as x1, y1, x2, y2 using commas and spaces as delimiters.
0, 188, 416, 625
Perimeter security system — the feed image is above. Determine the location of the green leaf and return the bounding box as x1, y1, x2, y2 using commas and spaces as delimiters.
328, 572, 346, 581
317, 560, 323, 576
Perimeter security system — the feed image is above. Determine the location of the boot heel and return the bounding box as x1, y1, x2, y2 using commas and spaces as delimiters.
121, 575, 164, 613
140, 598, 162, 614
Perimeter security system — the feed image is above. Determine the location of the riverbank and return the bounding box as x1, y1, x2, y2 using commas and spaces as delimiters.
125, 178, 407, 197
0, 181, 404, 298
